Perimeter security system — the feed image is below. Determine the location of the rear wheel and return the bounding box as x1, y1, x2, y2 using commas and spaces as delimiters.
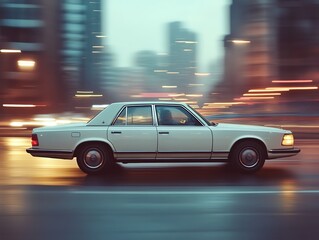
230, 140, 266, 173
76, 143, 113, 175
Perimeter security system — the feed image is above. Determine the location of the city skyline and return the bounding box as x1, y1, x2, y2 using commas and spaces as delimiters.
105, 0, 231, 71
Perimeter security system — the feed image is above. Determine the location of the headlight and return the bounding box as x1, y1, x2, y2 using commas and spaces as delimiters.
282, 134, 294, 146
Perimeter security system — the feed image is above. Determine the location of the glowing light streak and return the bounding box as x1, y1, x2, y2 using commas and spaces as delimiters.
230, 39, 251, 44
174, 98, 188, 101
243, 93, 281, 96
249, 88, 290, 92
77, 91, 94, 94
75, 94, 103, 98
204, 102, 245, 106
17, 60, 36, 69
169, 93, 185, 97
189, 84, 204, 86
158, 98, 172, 101
285, 86, 318, 90
1, 49, 21, 53
194, 72, 211, 76
162, 85, 177, 89
3, 104, 36, 108
272, 80, 313, 83
92, 104, 109, 109
185, 94, 203, 97
234, 97, 275, 101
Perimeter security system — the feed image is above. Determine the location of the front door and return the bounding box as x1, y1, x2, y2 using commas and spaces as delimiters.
155, 105, 213, 160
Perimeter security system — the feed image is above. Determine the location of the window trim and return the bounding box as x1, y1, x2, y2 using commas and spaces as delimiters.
155, 104, 204, 127
112, 104, 154, 126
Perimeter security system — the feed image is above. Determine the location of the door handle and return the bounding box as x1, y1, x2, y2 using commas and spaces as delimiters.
159, 131, 169, 135
111, 131, 122, 134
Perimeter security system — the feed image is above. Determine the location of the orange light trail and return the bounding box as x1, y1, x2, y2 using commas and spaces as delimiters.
272, 80, 313, 83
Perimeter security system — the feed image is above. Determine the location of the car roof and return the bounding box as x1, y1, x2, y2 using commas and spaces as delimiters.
88, 101, 189, 126
110, 101, 188, 106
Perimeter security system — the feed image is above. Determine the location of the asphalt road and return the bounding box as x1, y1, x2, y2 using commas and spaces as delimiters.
1, 137, 319, 240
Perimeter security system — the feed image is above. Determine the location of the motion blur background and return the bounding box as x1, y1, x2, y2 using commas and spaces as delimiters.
1, 2, 319, 239
1, 0, 319, 134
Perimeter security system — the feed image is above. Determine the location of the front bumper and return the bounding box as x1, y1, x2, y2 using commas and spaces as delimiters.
267, 148, 300, 159
26, 148, 74, 159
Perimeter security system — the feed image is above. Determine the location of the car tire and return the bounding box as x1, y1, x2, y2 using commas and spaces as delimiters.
230, 140, 266, 173
77, 143, 113, 175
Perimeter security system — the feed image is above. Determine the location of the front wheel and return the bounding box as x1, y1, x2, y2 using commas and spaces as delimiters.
77, 143, 112, 175
230, 140, 266, 173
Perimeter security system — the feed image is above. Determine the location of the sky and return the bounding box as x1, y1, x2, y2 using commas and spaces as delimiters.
104, 0, 231, 71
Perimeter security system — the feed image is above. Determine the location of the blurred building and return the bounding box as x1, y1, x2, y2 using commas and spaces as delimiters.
276, 0, 319, 81
215, 0, 319, 113
61, 0, 86, 98
63, 0, 106, 111
80, 0, 104, 92
220, 0, 276, 98
0, 0, 106, 116
0, 0, 64, 115
168, 22, 197, 88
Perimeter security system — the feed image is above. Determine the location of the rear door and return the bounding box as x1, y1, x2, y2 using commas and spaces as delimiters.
108, 105, 157, 160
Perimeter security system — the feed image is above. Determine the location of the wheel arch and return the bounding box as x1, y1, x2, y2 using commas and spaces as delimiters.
73, 140, 115, 158
230, 137, 268, 159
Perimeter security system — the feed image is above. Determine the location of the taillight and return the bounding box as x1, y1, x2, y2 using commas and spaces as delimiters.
31, 134, 39, 146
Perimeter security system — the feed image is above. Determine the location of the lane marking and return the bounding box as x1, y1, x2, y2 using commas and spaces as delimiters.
69, 189, 319, 195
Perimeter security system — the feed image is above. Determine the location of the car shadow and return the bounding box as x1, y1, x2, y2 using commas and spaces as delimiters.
79, 163, 297, 187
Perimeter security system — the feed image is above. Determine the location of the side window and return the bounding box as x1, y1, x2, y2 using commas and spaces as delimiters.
114, 108, 126, 125
114, 106, 153, 125
156, 106, 202, 126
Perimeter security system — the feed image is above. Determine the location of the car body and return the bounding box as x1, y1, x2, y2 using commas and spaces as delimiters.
26, 101, 300, 174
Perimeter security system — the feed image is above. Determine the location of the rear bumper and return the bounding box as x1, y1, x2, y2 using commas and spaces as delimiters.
26, 148, 74, 159
267, 148, 300, 159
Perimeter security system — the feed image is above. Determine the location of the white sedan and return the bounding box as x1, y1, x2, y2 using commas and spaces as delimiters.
26, 102, 300, 174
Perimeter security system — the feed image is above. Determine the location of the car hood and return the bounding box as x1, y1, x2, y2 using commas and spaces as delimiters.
211, 123, 290, 133
33, 122, 87, 132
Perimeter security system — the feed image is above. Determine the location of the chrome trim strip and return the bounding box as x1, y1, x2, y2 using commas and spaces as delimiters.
115, 151, 229, 161
151, 104, 158, 126
115, 152, 156, 160
156, 152, 211, 159
211, 152, 229, 160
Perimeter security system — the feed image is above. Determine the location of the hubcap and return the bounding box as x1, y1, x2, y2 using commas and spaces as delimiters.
239, 148, 259, 168
84, 149, 103, 169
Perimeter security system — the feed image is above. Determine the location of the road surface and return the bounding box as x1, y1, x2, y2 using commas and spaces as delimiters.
1, 137, 319, 240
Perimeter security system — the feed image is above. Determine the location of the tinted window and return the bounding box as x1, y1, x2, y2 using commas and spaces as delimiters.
114, 106, 153, 125
113, 107, 126, 125
156, 106, 202, 126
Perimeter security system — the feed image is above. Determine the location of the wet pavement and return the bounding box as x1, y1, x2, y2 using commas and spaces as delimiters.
1, 137, 319, 240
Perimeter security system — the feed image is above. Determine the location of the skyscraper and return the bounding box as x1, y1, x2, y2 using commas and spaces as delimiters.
215, 0, 319, 113
0, 0, 106, 114
80, 0, 104, 92
222, 0, 276, 97
61, 0, 106, 110
0, 0, 64, 113
168, 22, 197, 84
